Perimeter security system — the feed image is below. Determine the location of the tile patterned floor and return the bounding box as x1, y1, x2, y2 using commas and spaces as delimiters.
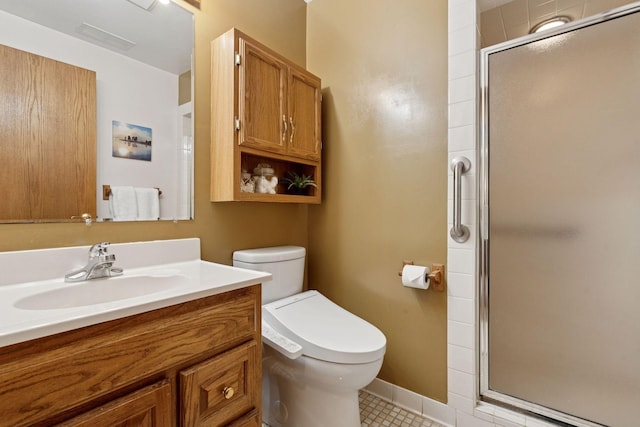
262, 390, 445, 427
359, 390, 444, 427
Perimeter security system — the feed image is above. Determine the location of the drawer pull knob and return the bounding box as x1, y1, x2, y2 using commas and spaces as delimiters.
223, 386, 235, 400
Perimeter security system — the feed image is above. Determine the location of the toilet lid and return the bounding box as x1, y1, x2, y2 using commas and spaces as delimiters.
262, 290, 386, 364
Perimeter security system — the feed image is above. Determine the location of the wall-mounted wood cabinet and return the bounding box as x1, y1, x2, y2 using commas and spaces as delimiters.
0, 286, 261, 427
211, 28, 322, 203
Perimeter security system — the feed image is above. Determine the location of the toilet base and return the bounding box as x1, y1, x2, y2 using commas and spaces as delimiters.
262, 347, 383, 427
266, 383, 360, 427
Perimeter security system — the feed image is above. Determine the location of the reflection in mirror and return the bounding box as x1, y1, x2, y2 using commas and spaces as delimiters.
0, 0, 194, 222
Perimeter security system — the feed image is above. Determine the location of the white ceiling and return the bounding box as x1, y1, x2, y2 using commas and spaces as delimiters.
0, 0, 193, 75
479, 0, 514, 12
479, 0, 634, 47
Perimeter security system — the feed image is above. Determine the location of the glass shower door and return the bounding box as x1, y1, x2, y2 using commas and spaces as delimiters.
480, 6, 640, 426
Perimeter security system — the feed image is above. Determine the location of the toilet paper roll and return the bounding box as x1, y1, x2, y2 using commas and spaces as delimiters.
401, 265, 430, 290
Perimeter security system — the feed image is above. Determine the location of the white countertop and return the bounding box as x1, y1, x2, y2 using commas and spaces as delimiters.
0, 239, 271, 348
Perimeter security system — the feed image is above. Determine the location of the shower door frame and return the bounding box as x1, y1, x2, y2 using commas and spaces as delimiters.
478, 3, 640, 426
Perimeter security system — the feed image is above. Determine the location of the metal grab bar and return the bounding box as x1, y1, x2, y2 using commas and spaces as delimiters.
450, 156, 471, 243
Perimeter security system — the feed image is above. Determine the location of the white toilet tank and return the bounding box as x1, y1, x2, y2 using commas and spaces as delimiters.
233, 246, 305, 304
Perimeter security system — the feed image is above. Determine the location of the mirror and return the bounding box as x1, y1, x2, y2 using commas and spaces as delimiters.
0, 0, 194, 222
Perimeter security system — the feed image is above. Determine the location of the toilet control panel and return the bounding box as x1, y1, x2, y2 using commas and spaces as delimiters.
262, 322, 303, 359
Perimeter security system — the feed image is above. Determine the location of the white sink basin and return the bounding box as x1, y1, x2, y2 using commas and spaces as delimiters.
14, 271, 187, 310
0, 239, 271, 348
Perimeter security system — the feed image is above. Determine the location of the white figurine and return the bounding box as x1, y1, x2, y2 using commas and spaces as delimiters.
240, 170, 255, 193
254, 175, 278, 194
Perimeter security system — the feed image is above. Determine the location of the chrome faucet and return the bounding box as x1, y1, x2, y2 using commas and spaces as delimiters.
64, 242, 124, 282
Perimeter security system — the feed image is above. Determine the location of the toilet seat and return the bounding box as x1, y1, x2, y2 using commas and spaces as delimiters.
262, 290, 386, 364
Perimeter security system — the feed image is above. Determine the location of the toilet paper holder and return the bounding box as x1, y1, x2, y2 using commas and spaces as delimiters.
398, 260, 445, 292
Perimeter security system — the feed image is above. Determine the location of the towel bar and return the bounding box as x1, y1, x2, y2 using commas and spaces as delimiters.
102, 185, 162, 200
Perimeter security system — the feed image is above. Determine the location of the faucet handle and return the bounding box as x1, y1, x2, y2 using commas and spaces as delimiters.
89, 242, 111, 258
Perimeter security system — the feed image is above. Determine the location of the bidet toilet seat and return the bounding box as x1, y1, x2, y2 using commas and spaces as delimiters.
262, 290, 386, 364
234, 246, 386, 427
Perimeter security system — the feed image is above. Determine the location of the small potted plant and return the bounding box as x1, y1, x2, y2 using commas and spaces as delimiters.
281, 171, 317, 195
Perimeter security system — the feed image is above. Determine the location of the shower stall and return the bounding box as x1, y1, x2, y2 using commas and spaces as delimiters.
479, 4, 640, 426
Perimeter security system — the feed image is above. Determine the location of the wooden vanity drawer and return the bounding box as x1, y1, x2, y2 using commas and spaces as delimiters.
56, 379, 172, 427
180, 340, 259, 426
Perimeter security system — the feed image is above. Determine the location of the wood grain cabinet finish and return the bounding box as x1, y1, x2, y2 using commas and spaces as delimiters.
287, 67, 322, 161
180, 341, 258, 426
56, 380, 173, 427
0, 44, 96, 222
0, 286, 261, 426
238, 40, 288, 156
211, 28, 322, 204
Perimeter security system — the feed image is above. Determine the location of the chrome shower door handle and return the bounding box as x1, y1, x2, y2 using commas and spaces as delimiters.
450, 156, 471, 243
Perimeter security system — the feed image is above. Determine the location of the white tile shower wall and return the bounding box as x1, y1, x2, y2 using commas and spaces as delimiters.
447, 0, 480, 424
445, 3, 560, 427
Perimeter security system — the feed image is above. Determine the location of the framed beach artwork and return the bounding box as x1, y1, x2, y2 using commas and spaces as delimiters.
112, 120, 152, 161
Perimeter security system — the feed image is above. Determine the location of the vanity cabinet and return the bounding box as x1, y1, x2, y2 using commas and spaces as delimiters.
211, 28, 322, 203
0, 286, 261, 427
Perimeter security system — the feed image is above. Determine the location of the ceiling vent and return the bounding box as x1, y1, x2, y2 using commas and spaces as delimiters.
126, 0, 157, 11
76, 23, 136, 51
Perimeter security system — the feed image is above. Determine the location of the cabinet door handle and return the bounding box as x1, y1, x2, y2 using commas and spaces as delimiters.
223, 386, 235, 400
282, 115, 288, 142
70, 213, 92, 225
289, 116, 295, 144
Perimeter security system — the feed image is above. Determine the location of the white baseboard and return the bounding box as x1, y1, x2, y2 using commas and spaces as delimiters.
363, 378, 456, 427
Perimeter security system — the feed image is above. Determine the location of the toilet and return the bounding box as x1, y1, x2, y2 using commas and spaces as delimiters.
233, 246, 386, 427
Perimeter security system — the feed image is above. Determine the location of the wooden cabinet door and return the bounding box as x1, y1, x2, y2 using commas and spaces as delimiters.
0, 44, 96, 222
238, 38, 287, 155
56, 380, 172, 427
180, 341, 259, 427
227, 409, 260, 427
287, 68, 321, 161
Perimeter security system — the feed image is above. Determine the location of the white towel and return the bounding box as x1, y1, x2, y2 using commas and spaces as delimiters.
135, 187, 160, 221
109, 186, 137, 221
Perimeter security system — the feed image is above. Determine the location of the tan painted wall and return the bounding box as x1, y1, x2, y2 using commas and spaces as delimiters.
306, 0, 449, 401
2, 0, 449, 403
0, 0, 309, 266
